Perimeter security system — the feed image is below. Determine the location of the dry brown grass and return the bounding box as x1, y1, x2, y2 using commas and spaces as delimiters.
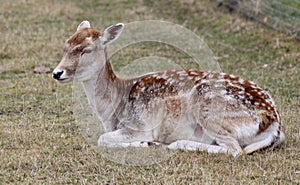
0, 0, 299, 184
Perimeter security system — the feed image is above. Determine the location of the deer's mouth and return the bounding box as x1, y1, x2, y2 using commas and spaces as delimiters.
57, 78, 72, 83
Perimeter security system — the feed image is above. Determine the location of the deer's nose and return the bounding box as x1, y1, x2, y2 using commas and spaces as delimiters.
52, 70, 64, 80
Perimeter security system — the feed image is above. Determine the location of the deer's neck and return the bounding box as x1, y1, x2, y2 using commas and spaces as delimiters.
81, 52, 125, 132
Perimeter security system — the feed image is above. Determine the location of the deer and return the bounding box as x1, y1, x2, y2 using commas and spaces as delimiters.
52, 21, 285, 157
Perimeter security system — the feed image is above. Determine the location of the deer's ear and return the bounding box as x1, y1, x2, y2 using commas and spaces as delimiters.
77, 20, 91, 31
100, 23, 124, 46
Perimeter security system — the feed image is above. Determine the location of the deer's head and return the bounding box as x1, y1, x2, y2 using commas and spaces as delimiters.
52, 21, 124, 82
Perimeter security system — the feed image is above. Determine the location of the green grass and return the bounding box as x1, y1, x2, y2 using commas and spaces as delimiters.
0, 0, 299, 184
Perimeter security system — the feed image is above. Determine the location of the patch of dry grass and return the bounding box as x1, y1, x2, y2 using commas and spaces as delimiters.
0, 0, 299, 184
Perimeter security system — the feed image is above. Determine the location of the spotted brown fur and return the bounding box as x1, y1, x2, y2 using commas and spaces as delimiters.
127, 69, 281, 136
129, 75, 177, 103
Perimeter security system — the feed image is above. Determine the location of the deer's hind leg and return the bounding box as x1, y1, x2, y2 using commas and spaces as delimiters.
167, 136, 243, 157
202, 120, 245, 157
166, 122, 243, 156
213, 134, 244, 157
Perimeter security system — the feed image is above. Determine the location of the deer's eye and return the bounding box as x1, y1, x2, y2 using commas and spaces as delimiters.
81, 47, 93, 56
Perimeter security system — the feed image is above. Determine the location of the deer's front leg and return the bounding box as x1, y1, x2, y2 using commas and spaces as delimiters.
97, 128, 155, 148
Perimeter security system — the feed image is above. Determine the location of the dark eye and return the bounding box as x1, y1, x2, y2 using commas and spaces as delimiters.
81, 48, 93, 56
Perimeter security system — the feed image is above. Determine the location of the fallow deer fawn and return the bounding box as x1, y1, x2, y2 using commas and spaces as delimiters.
53, 21, 285, 157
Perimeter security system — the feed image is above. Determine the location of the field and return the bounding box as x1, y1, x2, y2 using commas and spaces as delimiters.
0, 0, 299, 184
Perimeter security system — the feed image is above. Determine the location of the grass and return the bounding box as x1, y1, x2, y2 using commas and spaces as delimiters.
0, 0, 299, 184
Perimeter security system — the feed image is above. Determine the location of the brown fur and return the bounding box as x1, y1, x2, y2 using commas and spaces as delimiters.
129, 76, 178, 104
67, 28, 101, 46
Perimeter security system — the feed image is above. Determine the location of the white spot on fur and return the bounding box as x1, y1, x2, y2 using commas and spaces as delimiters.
238, 78, 245, 84
249, 81, 256, 85
208, 73, 214, 79
238, 91, 245, 95
229, 74, 237, 79
245, 99, 251, 105
187, 76, 194, 80
195, 76, 201, 81
201, 79, 209, 84
177, 71, 188, 77
190, 71, 198, 75
86, 37, 92, 41
227, 81, 245, 91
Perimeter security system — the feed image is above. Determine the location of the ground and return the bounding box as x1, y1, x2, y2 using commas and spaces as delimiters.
0, 0, 299, 184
